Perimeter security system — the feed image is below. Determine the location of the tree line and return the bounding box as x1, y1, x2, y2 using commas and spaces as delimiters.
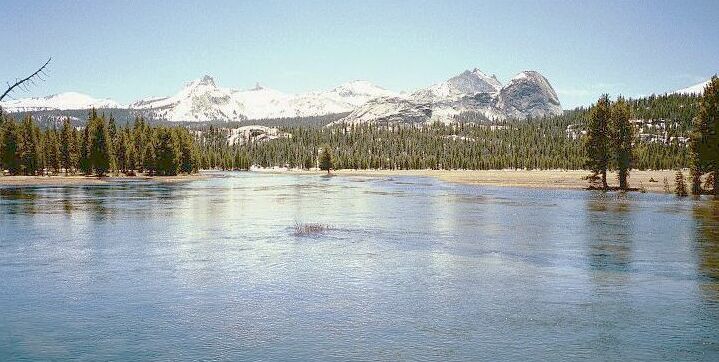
0, 90, 710, 185
0, 109, 199, 176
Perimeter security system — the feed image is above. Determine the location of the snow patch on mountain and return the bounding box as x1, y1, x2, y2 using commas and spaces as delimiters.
2, 69, 562, 124
336, 68, 562, 125
126, 76, 398, 122
411, 68, 502, 104
0, 92, 121, 112
672, 78, 713, 95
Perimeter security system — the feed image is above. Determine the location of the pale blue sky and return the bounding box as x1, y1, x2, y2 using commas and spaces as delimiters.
2, 0, 717, 108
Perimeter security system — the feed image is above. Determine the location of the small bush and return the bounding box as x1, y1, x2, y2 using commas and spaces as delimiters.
293, 222, 330, 236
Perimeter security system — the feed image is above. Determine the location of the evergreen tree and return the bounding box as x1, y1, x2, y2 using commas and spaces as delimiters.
154, 128, 180, 176
115, 130, 127, 173
0, 112, 4, 171
43, 127, 61, 174
143, 141, 156, 176
124, 129, 136, 174
689, 76, 719, 196
177, 128, 196, 174
78, 109, 96, 175
19, 116, 41, 175
319, 145, 333, 174
108, 115, 119, 169
611, 97, 633, 190
60, 118, 78, 174
675, 170, 688, 197
1, 118, 20, 174
585, 95, 611, 189
89, 114, 114, 176
133, 117, 147, 171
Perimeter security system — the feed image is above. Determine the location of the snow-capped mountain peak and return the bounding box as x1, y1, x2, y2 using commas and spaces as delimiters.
330, 80, 392, 96
320, 80, 398, 107
411, 68, 503, 103
190, 75, 216, 87
128, 74, 244, 122
337, 68, 562, 125
3, 69, 563, 124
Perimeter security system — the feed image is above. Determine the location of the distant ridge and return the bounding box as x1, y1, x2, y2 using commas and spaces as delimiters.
1, 69, 563, 123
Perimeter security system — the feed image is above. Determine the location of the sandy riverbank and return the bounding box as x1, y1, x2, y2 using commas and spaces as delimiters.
1, 169, 684, 193
0, 173, 209, 186
259, 168, 682, 194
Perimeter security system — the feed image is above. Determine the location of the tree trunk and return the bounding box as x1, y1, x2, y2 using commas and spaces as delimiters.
691, 169, 703, 195
618, 169, 628, 190
601, 170, 608, 190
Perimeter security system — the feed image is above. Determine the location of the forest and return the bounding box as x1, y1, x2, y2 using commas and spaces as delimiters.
194, 93, 699, 172
0, 90, 710, 180
0, 109, 199, 176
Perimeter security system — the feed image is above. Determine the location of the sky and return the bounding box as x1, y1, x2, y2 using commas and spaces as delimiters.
2, 0, 718, 108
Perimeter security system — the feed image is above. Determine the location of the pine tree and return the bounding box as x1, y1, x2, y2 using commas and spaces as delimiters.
89, 114, 114, 176
79, 122, 91, 175
60, 118, 78, 174
675, 170, 688, 197
43, 127, 61, 174
689, 76, 719, 196
143, 141, 156, 176
133, 117, 147, 170
124, 129, 136, 174
115, 131, 127, 173
611, 97, 633, 190
108, 115, 119, 169
319, 145, 333, 174
19, 116, 41, 175
154, 128, 180, 176
584, 95, 611, 189
1, 117, 20, 174
177, 129, 196, 174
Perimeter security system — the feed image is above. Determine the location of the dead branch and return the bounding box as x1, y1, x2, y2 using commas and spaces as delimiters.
0, 57, 52, 102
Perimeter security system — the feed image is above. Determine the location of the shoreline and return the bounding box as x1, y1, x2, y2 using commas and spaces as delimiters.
0, 173, 209, 186
256, 168, 682, 194
0, 168, 683, 194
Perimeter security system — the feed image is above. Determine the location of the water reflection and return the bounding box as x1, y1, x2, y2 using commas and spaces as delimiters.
0, 187, 39, 215
0, 182, 186, 220
585, 192, 635, 274
693, 201, 719, 302
2, 174, 719, 360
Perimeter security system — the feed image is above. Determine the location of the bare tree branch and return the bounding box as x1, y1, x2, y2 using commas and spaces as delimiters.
0, 57, 52, 102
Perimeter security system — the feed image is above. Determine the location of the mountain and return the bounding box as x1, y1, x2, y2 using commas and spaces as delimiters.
0, 92, 121, 112
672, 78, 713, 95
127, 76, 398, 122
336, 69, 562, 125
1, 69, 562, 124
129, 75, 245, 122
411, 68, 502, 103
497, 71, 562, 119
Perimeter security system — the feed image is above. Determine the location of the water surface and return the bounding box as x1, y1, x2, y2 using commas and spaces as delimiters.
1, 172, 718, 360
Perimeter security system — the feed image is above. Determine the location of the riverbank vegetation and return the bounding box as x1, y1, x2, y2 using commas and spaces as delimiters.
0, 109, 199, 176
0, 86, 714, 195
